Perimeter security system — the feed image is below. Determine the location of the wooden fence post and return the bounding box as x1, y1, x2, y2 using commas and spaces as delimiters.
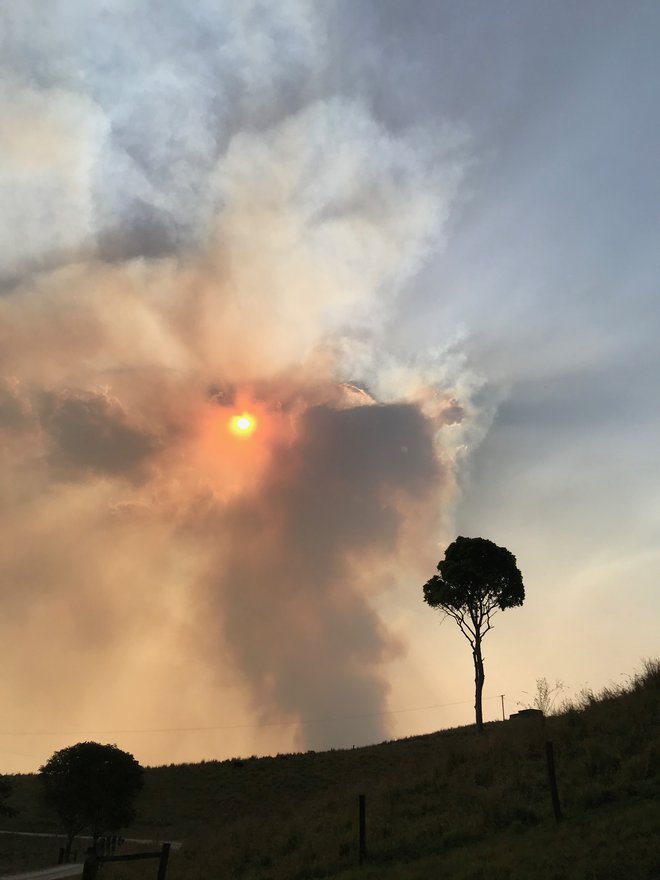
545, 740, 563, 822
81, 853, 99, 880
157, 842, 171, 880
358, 794, 366, 865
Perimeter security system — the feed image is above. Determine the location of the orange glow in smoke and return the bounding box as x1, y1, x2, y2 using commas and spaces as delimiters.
229, 412, 257, 437
194, 398, 275, 499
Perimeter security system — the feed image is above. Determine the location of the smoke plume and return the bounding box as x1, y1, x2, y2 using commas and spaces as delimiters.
0, 2, 475, 768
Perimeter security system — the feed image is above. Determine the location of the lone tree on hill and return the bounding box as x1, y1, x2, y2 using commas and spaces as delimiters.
40, 742, 143, 858
423, 536, 525, 733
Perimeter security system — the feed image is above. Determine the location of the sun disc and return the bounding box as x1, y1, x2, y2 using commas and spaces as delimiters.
230, 412, 257, 436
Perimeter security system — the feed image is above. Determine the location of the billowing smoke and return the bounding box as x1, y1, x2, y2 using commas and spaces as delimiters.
209, 399, 441, 748
0, 2, 475, 767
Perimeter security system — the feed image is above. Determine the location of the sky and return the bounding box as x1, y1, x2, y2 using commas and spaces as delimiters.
1, 1, 659, 774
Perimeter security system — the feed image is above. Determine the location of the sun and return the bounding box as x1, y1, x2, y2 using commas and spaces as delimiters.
229, 412, 257, 437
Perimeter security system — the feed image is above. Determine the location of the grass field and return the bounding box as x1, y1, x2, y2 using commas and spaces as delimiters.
2, 660, 659, 879
0, 833, 67, 876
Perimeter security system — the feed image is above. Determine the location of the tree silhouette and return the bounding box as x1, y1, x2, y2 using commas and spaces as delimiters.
423, 536, 525, 733
40, 742, 143, 858
0, 776, 16, 818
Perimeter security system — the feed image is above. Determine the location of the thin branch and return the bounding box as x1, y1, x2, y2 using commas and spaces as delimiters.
441, 606, 477, 648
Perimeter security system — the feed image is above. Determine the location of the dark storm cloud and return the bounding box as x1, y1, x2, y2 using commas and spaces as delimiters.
38, 389, 160, 483
211, 402, 441, 748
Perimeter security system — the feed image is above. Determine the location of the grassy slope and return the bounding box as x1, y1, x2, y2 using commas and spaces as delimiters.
3, 662, 659, 879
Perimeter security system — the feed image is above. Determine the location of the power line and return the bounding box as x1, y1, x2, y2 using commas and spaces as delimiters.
0, 695, 502, 737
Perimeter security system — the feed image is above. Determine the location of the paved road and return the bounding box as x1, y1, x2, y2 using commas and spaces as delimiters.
0, 830, 183, 879
0, 865, 82, 880
0, 830, 181, 849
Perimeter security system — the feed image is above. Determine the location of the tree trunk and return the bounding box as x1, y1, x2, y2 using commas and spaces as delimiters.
473, 639, 485, 733
65, 834, 74, 862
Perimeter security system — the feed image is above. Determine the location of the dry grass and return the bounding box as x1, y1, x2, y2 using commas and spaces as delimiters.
0, 833, 68, 876
3, 659, 659, 879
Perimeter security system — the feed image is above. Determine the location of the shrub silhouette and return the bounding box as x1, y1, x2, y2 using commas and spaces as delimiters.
39, 741, 143, 858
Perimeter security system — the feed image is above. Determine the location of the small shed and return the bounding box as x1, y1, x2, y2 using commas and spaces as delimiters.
509, 708, 545, 720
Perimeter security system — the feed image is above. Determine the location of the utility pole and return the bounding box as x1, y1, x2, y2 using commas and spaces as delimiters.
500, 694, 506, 721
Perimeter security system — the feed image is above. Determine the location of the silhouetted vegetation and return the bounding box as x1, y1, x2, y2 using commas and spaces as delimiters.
3, 660, 659, 879
0, 776, 16, 818
39, 741, 143, 858
423, 536, 525, 732
526, 676, 567, 715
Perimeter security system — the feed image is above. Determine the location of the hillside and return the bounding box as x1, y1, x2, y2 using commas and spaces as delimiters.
3, 660, 659, 880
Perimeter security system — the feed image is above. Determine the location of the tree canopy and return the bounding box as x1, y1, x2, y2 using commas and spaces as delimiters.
423, 536, 525, 731
0, 776, 16, 818
40, 742, 143, 855
424, 535, 524, 616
